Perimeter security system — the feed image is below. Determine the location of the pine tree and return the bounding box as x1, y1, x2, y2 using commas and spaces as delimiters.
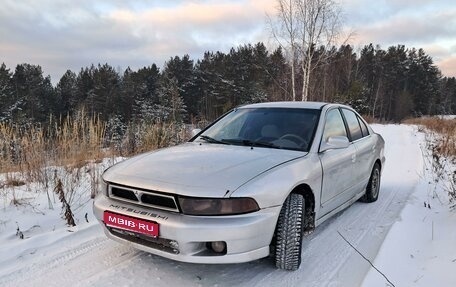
195, 51, 227, 120
128, 64, 160, 121
75, 65, 95, 112
407, 48, 440, 116
56, 70, 78, 115
157, 72, 187, 123
162, 55, 198, 118
439, 77, 456, 114
11, 63, 56, 124
0, 63, 15, 121
88, 64, 121, 121
269, 47, 290, 101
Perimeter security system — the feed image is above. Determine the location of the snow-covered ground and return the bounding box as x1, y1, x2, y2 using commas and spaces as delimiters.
0, 124, 455, 287
362, 125, 456, 287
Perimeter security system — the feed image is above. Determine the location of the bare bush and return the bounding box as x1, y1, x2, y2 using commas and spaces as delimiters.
410, 117, 456, 204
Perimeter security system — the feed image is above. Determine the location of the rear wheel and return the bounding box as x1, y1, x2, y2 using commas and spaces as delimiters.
275, 193, 304, 271
360, 163, 381, 203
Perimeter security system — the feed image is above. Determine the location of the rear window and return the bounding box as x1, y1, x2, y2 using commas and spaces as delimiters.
341, 109, 363, 141
358, 116, 369, 137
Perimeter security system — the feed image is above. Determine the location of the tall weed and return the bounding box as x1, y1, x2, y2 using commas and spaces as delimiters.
406, 117, 456, 204
405, 117, 456, 158
1, 113, 189, 175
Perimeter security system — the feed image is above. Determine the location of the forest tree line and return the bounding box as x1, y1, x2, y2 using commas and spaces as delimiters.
1, 42, 456, 127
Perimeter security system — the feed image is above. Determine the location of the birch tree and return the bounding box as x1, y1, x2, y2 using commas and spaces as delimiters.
269, 0, 299, 101
270, 0, 346, 101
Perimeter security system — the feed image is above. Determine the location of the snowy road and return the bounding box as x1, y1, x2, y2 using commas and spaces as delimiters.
0, 125, 423, 287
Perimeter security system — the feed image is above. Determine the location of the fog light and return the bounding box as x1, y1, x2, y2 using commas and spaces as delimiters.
169, 240, 179, 249
211, 241, 226, 253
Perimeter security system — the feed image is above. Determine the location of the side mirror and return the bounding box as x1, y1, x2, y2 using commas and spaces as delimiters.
191, 128, 202, 137
320, 136, 350, 152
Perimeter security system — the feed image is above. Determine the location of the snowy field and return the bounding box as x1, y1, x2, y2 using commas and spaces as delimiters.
0, 124, 455, 287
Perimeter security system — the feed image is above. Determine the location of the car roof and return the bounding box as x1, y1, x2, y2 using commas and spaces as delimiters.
240, 101, 330, 110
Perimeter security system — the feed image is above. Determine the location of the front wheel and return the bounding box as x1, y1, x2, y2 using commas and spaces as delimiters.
360, 163, 381, 203
275, 193, 304, 271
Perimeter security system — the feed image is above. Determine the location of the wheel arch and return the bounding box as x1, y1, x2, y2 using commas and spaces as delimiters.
291, 184, 316, 233
270, 183, 316, 249
375, 159, 382, 170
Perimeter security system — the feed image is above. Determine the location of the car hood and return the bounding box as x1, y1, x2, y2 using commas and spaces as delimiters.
103, 142, 306, 197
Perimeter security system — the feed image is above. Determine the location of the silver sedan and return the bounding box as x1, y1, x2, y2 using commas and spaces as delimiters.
93, 101, 385, 270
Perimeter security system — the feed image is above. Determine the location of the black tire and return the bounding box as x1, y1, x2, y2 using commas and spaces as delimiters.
275, 193, 304, 271
360, 163, 381, 203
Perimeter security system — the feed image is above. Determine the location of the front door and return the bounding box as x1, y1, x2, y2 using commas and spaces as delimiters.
319, 108, 357, 209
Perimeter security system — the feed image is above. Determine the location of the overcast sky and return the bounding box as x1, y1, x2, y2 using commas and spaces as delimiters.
1, 0, 455, 83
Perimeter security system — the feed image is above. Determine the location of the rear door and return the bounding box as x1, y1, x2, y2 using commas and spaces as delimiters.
341, 108, 376, 191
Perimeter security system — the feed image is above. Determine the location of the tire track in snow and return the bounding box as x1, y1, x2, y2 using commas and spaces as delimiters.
0, 230, 140, 287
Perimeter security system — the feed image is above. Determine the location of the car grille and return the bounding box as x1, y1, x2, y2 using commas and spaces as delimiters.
108, 227, 179, 254
108, 184, 179, 212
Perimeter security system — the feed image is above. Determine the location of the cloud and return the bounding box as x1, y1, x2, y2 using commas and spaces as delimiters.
421, 44, 452, 60
1, 0, 456, 82
0, 0, 271, 82
350, 10, 456, 46
437, 56, 456, 77
342, 4, 456, 77
108, 1, 269, 46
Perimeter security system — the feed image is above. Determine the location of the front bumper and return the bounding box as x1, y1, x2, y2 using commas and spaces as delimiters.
93, 194, 281, 264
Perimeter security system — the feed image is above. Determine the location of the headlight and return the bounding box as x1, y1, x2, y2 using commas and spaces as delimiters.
99, 178, 108, 196
178, 196, 259, 216
92, 178, 107, 199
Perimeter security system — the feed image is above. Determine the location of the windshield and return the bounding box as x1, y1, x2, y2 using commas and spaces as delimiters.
195, 108, 320, 152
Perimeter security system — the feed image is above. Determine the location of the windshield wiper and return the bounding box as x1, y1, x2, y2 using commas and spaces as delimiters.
246, 140, 281, 149
199, 135, 228, 145
222, 139, 281, 149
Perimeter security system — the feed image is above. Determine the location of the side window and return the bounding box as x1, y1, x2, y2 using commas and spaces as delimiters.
322, 109, 347, 142
358, 116, 369, 137
342, 109, 363, 141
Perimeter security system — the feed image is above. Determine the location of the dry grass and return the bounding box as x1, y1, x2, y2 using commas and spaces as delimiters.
0, 112, 108, 181
361, 114, 376, 124
50, 111, 107, 168
0, 112, 190, 212
0, 112, 190, 181
407, 117, 456, 204
121, 121, 189, 155
404, 117, 456, 158
0, 123, 47, 181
